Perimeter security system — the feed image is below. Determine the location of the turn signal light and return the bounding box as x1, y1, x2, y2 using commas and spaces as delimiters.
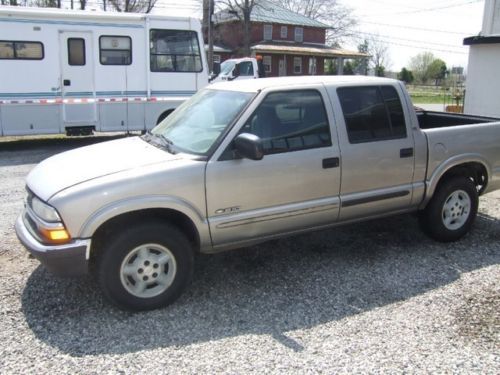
40, 228, 71, 243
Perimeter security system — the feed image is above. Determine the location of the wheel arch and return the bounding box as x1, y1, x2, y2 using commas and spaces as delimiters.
156, 108, 175, 125
421, 155, 489, 209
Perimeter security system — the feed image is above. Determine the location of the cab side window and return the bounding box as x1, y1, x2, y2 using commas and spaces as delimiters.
241, 90, 331, 155
337, 85, 407, 143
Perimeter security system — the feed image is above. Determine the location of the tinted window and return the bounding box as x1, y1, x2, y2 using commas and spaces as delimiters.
0, 41, 43, 60
239, 61, 254, 76
150, 29, 202, 72
68, 38, 85, 66
242, 90, 331, 155
338, 86, 407, 143
100, 36, 131, 65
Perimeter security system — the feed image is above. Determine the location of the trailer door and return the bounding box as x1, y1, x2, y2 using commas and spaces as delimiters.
59, 31, 97, 127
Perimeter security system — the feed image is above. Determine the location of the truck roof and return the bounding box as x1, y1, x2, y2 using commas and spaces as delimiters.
208, 75, 400, 93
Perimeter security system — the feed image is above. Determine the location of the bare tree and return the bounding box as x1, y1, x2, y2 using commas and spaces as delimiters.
271, 0, 357, 45
217, 0, 259, 56
369, 37, 390, 77
108, 0, 157, 13
30, 0, 61, 8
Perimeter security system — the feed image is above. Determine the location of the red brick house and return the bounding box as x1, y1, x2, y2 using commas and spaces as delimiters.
212, 0, 366, 76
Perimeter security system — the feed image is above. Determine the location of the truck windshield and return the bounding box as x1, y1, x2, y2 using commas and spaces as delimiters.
220, 60, 236, 75
151, 88, 254, 155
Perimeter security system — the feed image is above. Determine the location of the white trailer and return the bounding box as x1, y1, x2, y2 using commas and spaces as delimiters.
0, 6, 208, 136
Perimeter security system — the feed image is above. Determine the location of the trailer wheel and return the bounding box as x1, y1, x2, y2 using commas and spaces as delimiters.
96, 222, 193, 311
419, 176, 478, 242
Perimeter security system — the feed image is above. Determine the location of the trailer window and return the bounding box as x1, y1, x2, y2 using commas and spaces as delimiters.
150, 29, 202, 73
68, 38, 85, 66
99, 36, 132, 65
0, 41, 43, 60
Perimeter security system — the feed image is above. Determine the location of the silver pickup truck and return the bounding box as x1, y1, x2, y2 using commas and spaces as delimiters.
15, 76, 500, 310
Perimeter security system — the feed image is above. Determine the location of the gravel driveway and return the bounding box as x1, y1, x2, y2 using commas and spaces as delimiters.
0, 136, 499, 373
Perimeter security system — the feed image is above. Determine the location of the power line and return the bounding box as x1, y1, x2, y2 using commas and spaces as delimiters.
350, 35, 469, 55
357, 31, 467, 50
361, 0, 483, 18
359, 21, 475, 36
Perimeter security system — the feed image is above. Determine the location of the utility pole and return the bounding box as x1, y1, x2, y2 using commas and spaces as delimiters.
208, 0, 214, 72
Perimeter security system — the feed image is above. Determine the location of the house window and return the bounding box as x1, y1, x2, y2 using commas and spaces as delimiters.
264, 24, 273, 40
294, 27, 303, 42
0, 40, 44, 60
280, 26, 288, 39
263, 55, 272, 73
293, 57, 302, 74
68, 38, 85, 66
308, 57, 317, 75
100, 36, 132, 65
150, 29, 202, 72
213, 54, 221, 64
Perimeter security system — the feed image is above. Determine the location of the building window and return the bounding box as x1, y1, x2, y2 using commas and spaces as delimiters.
337, 85, 407, 144
308, 57, 317, 75
294, 27, 303, 42
150, 29, 202, 72
263, 55, 272, 73
264, 24, 273, 40
0, 40, 44, 60
213, 54, 221, 64
293, 57, 302, 74
99, 36, 132, 65
280, 26, 288, 39
68, 38, 85, 66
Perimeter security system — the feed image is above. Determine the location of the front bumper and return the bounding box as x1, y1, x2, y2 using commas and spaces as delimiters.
15, 214, 90, 277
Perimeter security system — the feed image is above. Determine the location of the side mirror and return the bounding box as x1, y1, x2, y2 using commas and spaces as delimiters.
234, 133, 264, 161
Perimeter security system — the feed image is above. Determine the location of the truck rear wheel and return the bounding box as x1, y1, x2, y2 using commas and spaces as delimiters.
96, 222, 193, 311
419, 176, 478, 242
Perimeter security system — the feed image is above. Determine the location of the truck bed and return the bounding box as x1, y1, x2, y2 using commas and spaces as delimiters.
416, 110, 499, 129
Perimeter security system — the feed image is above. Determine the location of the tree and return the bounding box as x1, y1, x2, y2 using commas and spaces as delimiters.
408, 52, 435, 84
217, 0, 258, 56
352, 39, 369, 75
427, 58, 447, 86
369, 38, 390, 77
30, 0, 61, 7
108, 0, 157, 13
397, 68, 414, 84
271, 0, 357, 45
343, 60, 354, 75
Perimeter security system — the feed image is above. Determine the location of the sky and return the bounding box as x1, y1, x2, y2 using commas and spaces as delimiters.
153, 0, 486, 72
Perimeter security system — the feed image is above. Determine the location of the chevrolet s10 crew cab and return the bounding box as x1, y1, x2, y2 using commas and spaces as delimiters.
16, 76, 500, 310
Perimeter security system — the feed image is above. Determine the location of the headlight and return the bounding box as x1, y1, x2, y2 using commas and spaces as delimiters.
31, 196, 61, 223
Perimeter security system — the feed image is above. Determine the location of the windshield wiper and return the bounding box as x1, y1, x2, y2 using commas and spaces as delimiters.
142, 132, 176, 154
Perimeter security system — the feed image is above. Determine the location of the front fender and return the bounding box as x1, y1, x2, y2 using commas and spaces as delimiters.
79, 195, 211, 251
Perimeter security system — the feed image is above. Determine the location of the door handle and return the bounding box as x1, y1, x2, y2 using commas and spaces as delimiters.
322, 157, 340, 169
400, 148, 414, 158
63, 79, 71, 86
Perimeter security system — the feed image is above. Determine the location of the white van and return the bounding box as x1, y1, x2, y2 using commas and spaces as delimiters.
0, 6, 208, 136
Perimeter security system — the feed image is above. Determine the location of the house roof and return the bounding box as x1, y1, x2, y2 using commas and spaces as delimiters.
215, 0, 329, 29
251, 42, 370, 59
463, 35, 500, 45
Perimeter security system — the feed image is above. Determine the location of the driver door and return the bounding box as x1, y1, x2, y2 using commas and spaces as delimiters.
205, 87, 341, 249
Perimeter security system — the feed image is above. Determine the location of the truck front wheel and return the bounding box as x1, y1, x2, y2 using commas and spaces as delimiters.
419, 176, 478, 242
96, 222, 193, 311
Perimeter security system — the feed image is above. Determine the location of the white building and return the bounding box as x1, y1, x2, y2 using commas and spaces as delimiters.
463, 0, 500, 117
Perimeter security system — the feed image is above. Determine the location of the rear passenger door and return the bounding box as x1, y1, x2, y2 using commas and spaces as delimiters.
332, 85, 416, 220
205, 88, 341, 248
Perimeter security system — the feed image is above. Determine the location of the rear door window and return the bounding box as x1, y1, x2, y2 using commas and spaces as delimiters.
338, 86, 407, 143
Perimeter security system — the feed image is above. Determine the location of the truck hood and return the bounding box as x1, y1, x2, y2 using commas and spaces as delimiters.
27, 136, 182, 201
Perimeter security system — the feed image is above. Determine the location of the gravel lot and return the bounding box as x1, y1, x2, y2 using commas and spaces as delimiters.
0, 135, 499, 373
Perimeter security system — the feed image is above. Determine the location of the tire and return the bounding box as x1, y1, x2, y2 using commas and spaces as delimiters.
419, 176, 478, 242
96, 222, 194, 311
